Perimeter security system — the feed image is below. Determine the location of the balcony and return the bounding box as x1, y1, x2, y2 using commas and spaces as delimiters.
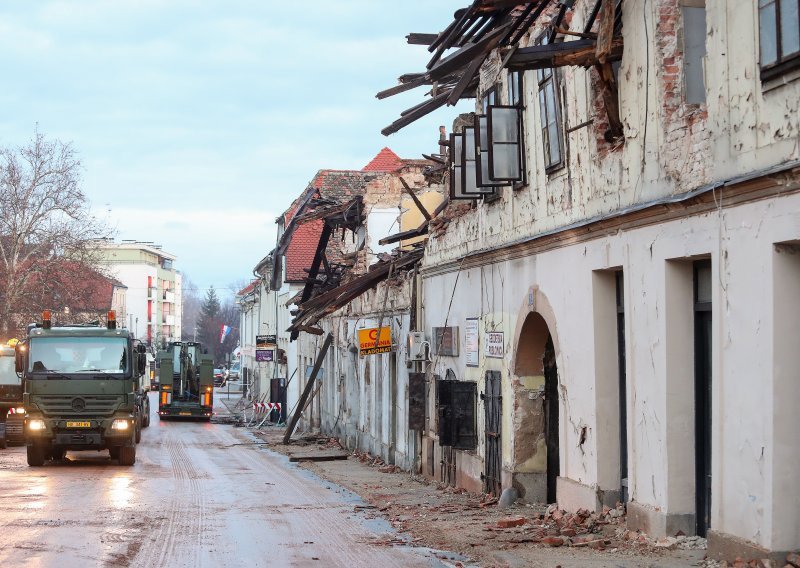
162, 315, 175, 326
163, 291, 175, 303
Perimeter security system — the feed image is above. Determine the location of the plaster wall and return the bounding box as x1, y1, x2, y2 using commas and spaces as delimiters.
421, 189, 800, 552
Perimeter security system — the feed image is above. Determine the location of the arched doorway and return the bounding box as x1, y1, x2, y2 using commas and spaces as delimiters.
513, 311, 560, 504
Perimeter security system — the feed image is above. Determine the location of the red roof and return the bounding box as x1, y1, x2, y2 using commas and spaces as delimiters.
362, 147, 404, 172
237, 279, 259, 297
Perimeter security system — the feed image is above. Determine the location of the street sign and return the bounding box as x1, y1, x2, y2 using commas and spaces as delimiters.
358, 327, 393, 356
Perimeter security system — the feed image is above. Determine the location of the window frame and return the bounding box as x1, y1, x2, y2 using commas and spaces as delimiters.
507, 70, 528, 191
536, 35, 565, 173
759, 0, 800, 81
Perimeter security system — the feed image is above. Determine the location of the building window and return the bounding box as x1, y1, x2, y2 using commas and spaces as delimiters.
759, 0, 800, 80
537, 36, 564, 171
682, 2, 707, 103
507, 70, 523, 107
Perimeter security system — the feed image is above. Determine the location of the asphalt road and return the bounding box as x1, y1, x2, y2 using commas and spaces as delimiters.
0, 391, 457, 567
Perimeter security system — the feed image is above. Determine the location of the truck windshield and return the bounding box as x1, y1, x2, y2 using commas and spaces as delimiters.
28, 337, 128, 376
0, 349, 18, 385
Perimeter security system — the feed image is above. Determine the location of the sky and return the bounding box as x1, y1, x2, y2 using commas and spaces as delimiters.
0, 0, 468, 298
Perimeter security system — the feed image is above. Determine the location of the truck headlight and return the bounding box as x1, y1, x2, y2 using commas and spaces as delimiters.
111, 419, 130, 431
28, 419, 46, 431
14, 407, 25, 414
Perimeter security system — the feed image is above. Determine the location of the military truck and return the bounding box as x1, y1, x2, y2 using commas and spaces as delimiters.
17, 310, 150, 466
157, 341, 213, 420
0, 342, 25, 448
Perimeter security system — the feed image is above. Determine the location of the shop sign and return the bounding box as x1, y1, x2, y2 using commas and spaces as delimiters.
485, 331, 504, 359
358, 327, 393, 356
256, 334, 277, 347
255, 349, 274, 362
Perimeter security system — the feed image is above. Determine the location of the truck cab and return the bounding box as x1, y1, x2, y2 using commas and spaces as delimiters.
0, 343, 25, 448
18, 311, 149, 466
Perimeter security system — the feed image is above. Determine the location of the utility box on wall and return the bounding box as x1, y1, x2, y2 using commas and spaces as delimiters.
407, 331, 428, 361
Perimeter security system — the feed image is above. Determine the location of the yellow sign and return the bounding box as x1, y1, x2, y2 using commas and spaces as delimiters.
65, 421, 91, 428
358, 327, 393, 356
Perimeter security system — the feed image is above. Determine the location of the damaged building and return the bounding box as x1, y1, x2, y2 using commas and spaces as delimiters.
238, 0, 799, 562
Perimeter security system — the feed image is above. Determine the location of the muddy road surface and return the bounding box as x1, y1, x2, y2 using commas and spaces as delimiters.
0, 391, 458, 567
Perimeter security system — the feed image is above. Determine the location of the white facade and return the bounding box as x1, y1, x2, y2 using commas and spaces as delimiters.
96, 241, 182, 348
404, 0, 800, 560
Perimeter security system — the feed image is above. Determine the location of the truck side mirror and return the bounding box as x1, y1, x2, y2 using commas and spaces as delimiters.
14, 344, 25, 373
138, 353, 146, 375
137, 344, 147, 354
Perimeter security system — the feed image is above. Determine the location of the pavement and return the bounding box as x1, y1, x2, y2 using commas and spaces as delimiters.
0, 389, 465, 567
245, 422, 714, 568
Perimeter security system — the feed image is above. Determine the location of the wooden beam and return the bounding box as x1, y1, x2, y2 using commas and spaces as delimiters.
407, 33, 439, 45
596, 62, 624, 140
504, 38, 623, 70
596, 0, 615, 64
382, 90, 451, 136
399, 177, 432, 221
296, 325, 324, 336
379, 225, 429, 246
283, 333, 333, 444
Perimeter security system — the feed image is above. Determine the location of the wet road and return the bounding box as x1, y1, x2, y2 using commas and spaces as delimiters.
0, 391, 453, 567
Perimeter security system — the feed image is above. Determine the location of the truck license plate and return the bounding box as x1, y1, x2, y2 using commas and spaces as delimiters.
179, 412, 191, 416
66, 421, 91, 428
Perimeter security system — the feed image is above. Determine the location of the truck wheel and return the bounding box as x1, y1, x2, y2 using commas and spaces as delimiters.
118, 444, 136, 466
135, 419, 142, 444
0, 436, 6, 450
142, 402, 151, 428
109, 446, 120, 460
27, 444, 46, 466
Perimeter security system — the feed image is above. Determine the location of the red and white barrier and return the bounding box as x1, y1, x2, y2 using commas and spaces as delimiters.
253, 402, 281, 413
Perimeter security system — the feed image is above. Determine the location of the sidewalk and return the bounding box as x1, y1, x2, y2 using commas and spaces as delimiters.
249, 426, 718, 568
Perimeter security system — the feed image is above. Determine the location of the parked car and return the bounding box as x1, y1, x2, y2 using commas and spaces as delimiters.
213, 368, 225, 387
227, 363, 240, 381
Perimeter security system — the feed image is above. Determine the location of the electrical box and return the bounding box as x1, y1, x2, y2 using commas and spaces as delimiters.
407, 332, 428, 361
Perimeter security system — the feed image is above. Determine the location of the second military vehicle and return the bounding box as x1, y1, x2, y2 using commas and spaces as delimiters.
0, 342, 25, 448
157, 341, 213, 420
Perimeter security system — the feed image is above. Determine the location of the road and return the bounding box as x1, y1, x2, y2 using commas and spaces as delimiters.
0, 390, 460, 567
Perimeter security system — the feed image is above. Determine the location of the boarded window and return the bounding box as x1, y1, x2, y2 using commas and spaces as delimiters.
408, 373, 426, 431
437, 378, 478, 450
682, 4, 707, 104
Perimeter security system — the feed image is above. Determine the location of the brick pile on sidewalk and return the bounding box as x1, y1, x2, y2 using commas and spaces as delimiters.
249, 427, 713, 567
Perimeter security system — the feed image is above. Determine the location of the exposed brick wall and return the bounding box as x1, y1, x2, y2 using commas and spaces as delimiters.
655, 0, 711, 190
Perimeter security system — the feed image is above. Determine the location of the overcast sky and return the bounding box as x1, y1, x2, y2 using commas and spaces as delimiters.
0, 0, 467, 297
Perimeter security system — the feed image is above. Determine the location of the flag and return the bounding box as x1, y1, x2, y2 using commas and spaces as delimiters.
220, 324, 231, 344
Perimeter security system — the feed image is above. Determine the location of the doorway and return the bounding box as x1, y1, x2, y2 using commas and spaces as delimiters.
694, 260, 712, 536
543, 335, 559, 504
513, 311, 560, 504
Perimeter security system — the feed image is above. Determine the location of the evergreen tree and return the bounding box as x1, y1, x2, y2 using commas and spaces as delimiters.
197, 287, 221, 361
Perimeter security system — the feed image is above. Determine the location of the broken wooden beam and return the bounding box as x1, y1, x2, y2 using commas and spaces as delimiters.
288, 452, 349, 463
283, 333, 333, 445
407, 32, 439, 46
379, 225, 429, 246
399, 177, 432, 221
504, 38, 623, 71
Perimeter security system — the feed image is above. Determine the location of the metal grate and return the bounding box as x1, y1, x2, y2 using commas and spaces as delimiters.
483, 370, 502, 497
33, 395, 122, 416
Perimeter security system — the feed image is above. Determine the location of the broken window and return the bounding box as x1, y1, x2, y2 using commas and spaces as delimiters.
682, 2, 707, 104
437, 377, 477, 450
463, 126, 495, 196
537, 35, 564, 171
449, 131, 470, 201
759, 0, 800, 80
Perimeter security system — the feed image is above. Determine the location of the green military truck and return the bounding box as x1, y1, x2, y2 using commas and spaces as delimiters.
17, 311, 150, 466
0, 342, 25, 448
157, 341, 214, 420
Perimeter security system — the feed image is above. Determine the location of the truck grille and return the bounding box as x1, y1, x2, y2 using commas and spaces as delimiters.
33, 395, 122, 416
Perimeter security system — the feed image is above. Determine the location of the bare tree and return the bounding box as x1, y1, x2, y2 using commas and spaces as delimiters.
0, 130, 111, 338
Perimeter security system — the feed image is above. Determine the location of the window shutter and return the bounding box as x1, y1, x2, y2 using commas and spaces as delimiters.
449, 132, 472, 201
437, 378, 454, 445
408, 372, 426, 431
462, 126, 496, 195
450, 381, 478, 450
487, 105, 524, 182
474, 115, 506, 188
